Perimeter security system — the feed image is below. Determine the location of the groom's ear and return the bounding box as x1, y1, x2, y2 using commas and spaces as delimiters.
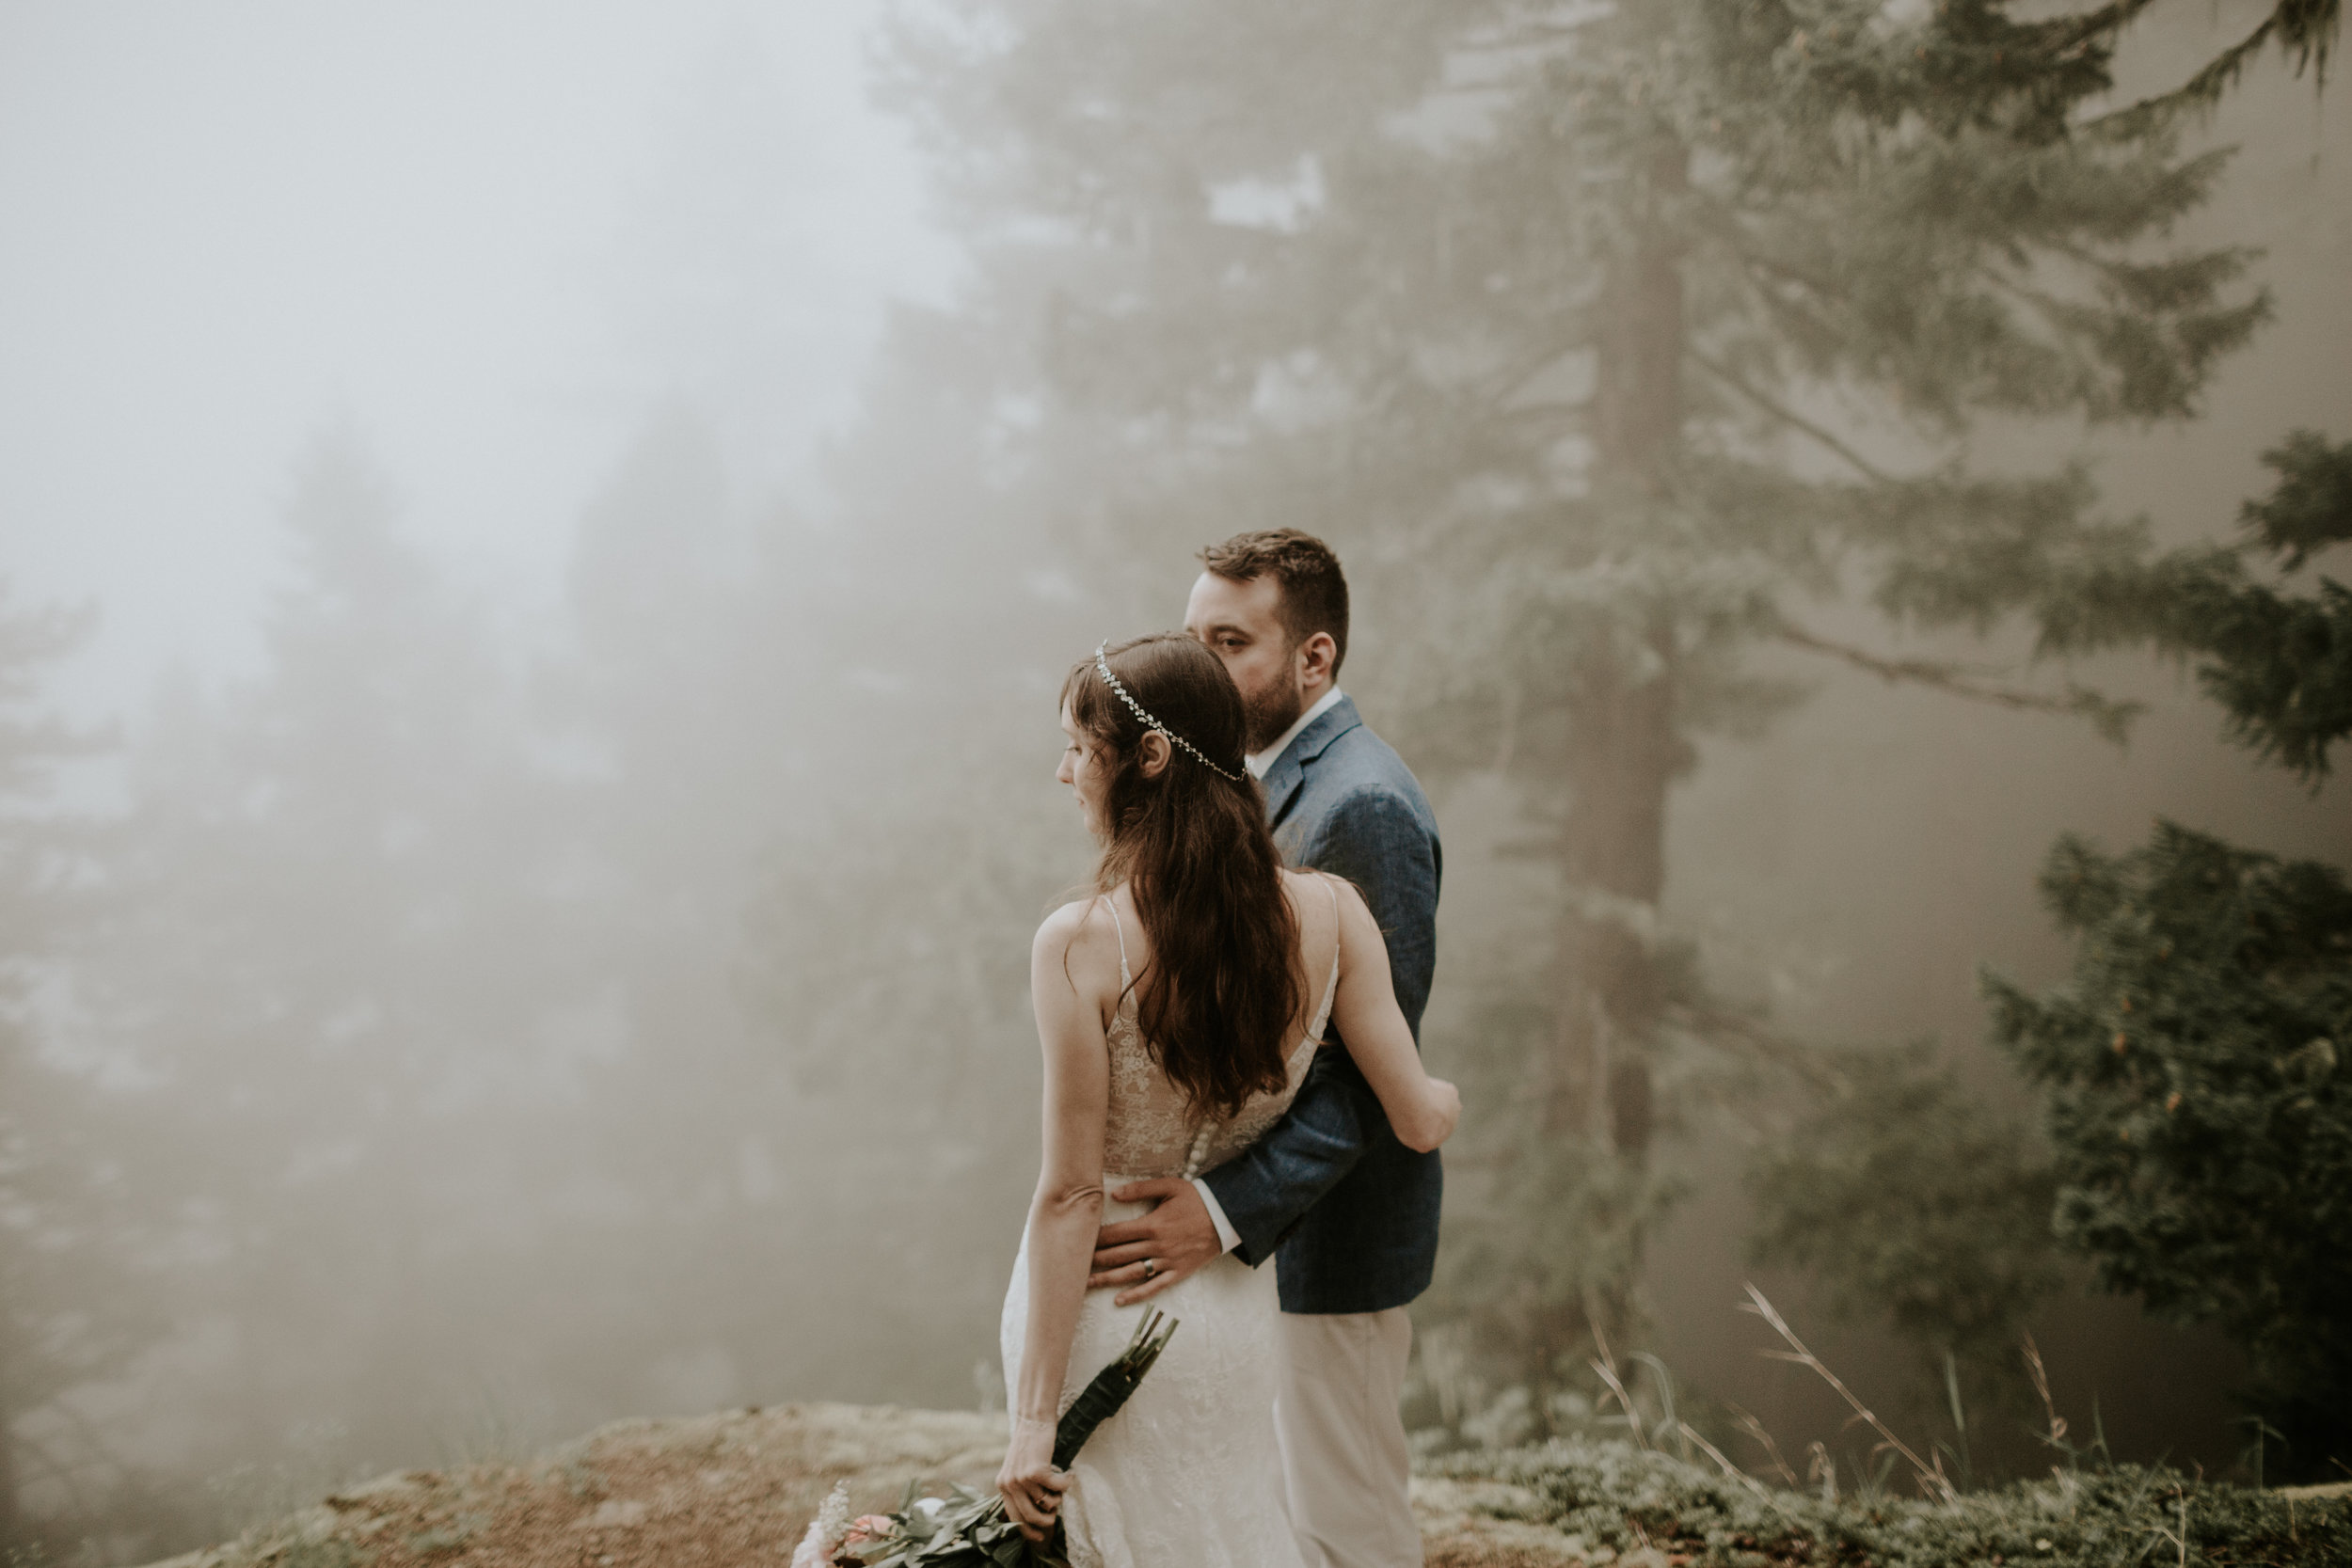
1296, 630, 1339, 688
1137, 731, 1173, 780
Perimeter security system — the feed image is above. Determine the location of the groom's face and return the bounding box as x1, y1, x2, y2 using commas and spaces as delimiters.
1185, 570, 1307, 753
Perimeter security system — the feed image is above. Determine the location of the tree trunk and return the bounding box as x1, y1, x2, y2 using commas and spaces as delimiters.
1539, 137, 1691, 1366
1550, 632, 1681, 1157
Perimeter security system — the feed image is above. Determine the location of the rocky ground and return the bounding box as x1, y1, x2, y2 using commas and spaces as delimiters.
142, 1403, 1594, 1568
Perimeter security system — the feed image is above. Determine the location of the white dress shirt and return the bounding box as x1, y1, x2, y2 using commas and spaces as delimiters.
1246, 685, 1345, 780
1185, 685, 1346, 1255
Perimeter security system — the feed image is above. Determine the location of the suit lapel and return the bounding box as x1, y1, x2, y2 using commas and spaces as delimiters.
1261, 751, 1307, 832
1260, 696, 1363, 840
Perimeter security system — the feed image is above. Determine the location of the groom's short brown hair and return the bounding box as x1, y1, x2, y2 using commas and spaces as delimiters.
1200, 530, 1350, 676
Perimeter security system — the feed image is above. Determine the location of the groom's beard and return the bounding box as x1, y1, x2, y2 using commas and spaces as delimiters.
1241, 682, 1306, 755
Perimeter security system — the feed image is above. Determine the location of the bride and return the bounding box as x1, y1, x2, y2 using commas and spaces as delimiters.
997, 634, 1459, 1568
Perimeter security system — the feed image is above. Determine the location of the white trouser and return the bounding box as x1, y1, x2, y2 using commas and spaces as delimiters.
1274, 1307, 1422, 1568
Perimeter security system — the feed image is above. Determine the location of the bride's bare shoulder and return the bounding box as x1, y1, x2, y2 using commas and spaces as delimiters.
1278, 865, 1353, 903
1032, 895, 1123, 981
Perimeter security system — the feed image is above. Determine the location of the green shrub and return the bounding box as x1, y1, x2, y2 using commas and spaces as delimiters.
1443, 1436, 2352, 1566
1986, 823, 2352, 1478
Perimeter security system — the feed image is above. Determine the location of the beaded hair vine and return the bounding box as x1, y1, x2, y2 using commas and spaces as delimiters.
1094, 641, 1248, 782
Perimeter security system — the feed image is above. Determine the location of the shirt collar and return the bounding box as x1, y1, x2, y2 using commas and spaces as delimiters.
1246, 686, 1345, 779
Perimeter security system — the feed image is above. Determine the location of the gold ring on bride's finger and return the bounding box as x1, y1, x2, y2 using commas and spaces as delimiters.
1142, 1259, 1158, 1280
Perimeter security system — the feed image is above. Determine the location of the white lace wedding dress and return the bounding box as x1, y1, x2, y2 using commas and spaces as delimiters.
999, 887, 1338, 1568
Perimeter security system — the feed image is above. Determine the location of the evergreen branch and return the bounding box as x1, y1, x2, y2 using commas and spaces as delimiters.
1723, 242, 1849, 325
1772, 620, 2141, 740
1686, 348, 1894, 484
1972, 261, 2095, 343
1663, 1000, 1845, 1094
2019, 439, 2352, 782
2043, 0, 2168, 53
2080, 1, 2338, 136
1474, 339, 1590, 414
2083, 14, 2280, 137
2241, 429, 2352, 568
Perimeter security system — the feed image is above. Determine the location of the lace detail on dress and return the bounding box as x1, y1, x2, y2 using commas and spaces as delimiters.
1095, 881, 1342, 1180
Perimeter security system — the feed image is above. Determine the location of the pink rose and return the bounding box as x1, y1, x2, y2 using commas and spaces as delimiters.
838, 1514, 896, 1554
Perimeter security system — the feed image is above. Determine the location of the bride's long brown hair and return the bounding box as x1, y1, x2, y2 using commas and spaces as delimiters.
1063, 634, 1301, 1119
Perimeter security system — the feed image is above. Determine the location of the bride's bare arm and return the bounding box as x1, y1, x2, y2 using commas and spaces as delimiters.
1324, 878, 1459, 1152
999, 899, 1115, 1538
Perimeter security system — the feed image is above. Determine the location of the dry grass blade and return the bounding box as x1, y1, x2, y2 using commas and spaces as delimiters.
1740, 1283, 1959, 1506
2138, 1485, 2192, 1568
1588, 1319, 1650, 1452
1732, 1406, 1800, 1489
1590, 1356, 1650, 1452
2022, 1333, 2070, 1452
1679, 1421, 1780, 1509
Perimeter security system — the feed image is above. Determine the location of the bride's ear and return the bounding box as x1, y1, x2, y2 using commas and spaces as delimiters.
1137, 731, 1173, 780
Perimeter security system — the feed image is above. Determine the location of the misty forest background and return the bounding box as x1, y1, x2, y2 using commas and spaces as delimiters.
4, 1, 2350, 1560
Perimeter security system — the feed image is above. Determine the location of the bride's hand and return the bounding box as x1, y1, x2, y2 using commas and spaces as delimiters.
1422, 1076, 1460, 1148
996, 1415, 1068, 1543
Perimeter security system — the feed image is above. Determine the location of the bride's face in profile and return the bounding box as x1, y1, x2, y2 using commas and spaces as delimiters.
1058, 703, 1107, 832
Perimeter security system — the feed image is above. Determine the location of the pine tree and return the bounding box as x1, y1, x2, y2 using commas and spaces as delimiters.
83, 432, 594, 1484
0, 584, 150, 1547
1984, 432, 2352, 1481
1745, 1045, 2067, 1417
882, 0, 2338, 1389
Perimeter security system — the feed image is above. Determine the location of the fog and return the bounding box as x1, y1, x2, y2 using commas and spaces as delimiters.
1, 1, 951, 716
3, 2, 2347, 1560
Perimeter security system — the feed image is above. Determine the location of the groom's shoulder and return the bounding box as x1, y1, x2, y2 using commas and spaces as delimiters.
1303, 715, 1436, 836
1313, 715, 1431, 810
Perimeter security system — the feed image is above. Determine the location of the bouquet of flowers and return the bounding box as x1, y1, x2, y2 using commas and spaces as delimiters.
791, 1309, 1178, 1568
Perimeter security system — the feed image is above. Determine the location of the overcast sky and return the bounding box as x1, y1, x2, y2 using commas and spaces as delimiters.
0, 0, 955, 720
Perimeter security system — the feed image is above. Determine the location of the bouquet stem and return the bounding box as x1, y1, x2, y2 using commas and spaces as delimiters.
833, 1312, 1180, 1567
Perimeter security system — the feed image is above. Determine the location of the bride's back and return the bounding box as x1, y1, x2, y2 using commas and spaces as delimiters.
1096, 870, 1343, 1181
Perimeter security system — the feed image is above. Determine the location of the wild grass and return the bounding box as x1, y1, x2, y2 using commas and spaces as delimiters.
1441, 1436, 2348, 1567
1428, 1286, 2352, 1566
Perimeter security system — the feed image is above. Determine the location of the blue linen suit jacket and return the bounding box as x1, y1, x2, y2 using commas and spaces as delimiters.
1200, 695, 1443, 1315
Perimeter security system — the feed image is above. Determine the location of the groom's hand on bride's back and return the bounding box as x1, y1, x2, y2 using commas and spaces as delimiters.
1089, 1179, 1220, 1305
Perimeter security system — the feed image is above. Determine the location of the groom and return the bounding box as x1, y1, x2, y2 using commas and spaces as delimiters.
1088, 530, 1441, 1568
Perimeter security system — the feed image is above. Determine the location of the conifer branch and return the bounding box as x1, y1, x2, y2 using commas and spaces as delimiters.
1665, 999, 1845, 1093
1686, 349, 1894, 484
1772, 620, 2141, 740
1719, 235, 1851, 335
2089, 9, 2286, 139
2044, 0, 2167, 53
1476, 339, 1589, 414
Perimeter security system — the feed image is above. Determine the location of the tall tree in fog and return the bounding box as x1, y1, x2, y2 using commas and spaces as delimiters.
87, 434, 582, 1473
719, 326, 1109, 1392
0, 587, 143, 1545
1748, 433, 2352, 1427
1980, 431, 2352, 1479
883, 0, 2336, 1388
